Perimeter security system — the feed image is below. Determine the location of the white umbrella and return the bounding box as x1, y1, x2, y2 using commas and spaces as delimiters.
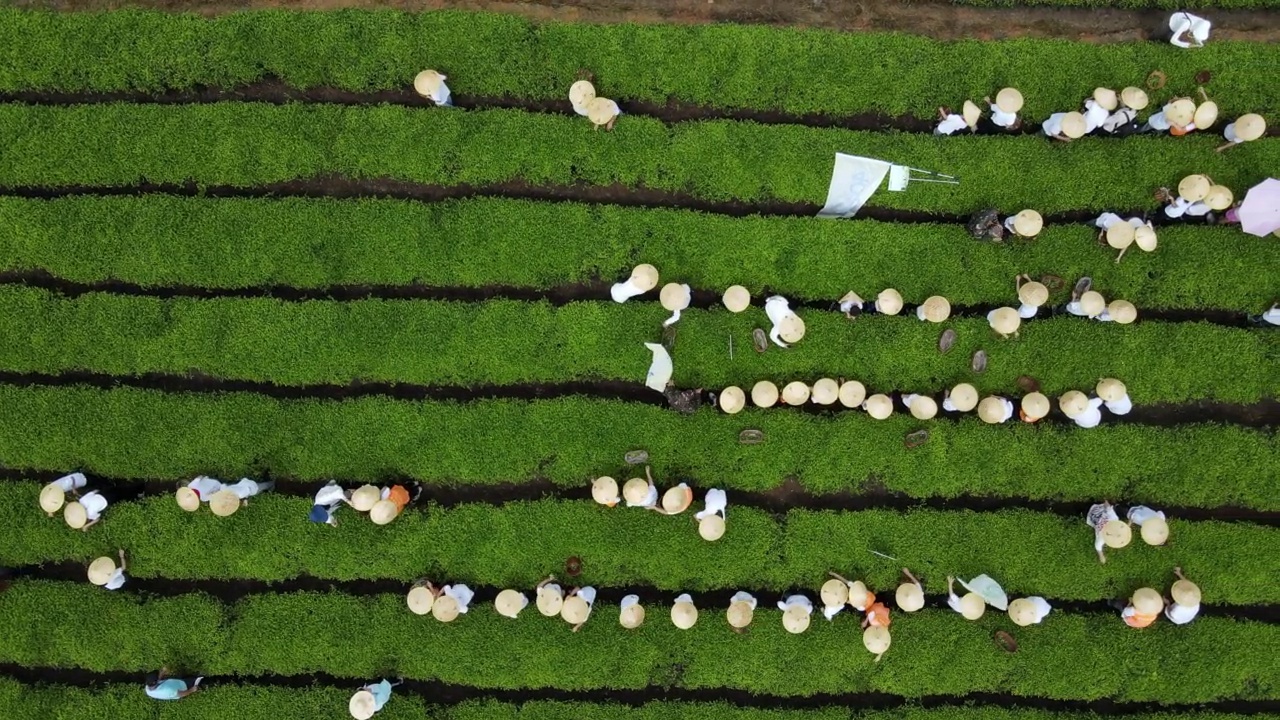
644, 343, 672, 393
959, 574, 1008, 611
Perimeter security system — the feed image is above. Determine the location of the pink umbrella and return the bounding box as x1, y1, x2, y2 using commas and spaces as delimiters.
1238, 178, 1280, 237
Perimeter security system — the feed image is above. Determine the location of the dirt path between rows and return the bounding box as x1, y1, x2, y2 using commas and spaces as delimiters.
15, 0, 1280, 43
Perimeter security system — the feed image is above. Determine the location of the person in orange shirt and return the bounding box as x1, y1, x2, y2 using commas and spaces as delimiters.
1121, 588, 1163, 628
830, 571, 889, 627
863, 599, 891, 629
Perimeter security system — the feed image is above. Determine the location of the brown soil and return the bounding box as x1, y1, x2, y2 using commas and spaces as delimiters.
12, 0, 1280, 44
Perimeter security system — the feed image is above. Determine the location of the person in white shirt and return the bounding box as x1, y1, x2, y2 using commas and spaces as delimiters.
413, 70, 452, 107
1251, 303, 1280, 327
1042, 111, 1086, 142
1097, 378, 1132, 415
88, 549, 128, 591
561, 586, 597, 632
727, 591, 757, 633
1008, 596, 1052, 626
820, 578, 849, 620
619, 594, 645, 629
1076, 397, 1104, 428
1165, 567, 1201, 624
64, 490, 110, 531
1086, 501, 1131, 563
984, 88, 1023, 131
694, 488, 727, 541
39, 472, 88, 516
1217, 114, 1266, 152
946, 576, 986, 620
778, 594, 813, 634
764, 295, 805, 348
224, 477, 274, 506
623, 467, 660, 509
535, 575, 564, 617
1127, 506, 1169, 546
942, 383, 978, 413
441, 583, 474, 614
309, 481, 350, 526
1083, 99, 1110, 135
977, 396, 1014, 425
587, 97, 622, 131
934, 107, 969, 136
611, 264, 659, 303
1169, 11, 1211, 48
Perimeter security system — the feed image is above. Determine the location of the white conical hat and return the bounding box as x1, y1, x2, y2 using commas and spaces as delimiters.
1204, 185, 1233, 210
1193, 101, 1218, 130
779, 314, 806, 344
1178, 174, 1211, 202
1096, 378, 1127, 402
811, 378, 839, 406
781, 381, 811, 406
751, 380, 779, 408
87, 556, 117, 586
407, 585, 436, 615
1060, 111, 1087, 139
1093, 87, 1118, 111
587, 97, 619, 126
350, 690, 377, 720
863, 625, 891, 654
1121, 86, 1149, 110
962, 100, 982, 129
1140, 517, 1169, 546
782, 604, 811, 634
630, 264, 659, 291
209, 489, 240, 517
1172, 579, 1201, 606
569, 80, 596, 108
591, 476, 619, 505
723, 285, 750, 313
1021, 392, 1050, 420
1079, 291, 1105, 317
996, 87, 1024, 113
495, 589, 526, 619
876, 289, 904, 315
699, 514, 726, 541
1059, 390, 1089, 418
1108, 300, 1138, 324
909, 395, 938, 420
350, 485, 381, 512
1012, 210, 1043, 238
895, 582, 924, 612
561, 595, 590, 625
537, 585, 564, 616
1234, 114, 1266, 141
432, 595, 460, 622
1132, 587, 1164, 615
1102, 519, 1132, 548
370, 499, 399, 525
719, 386, 746, 414
671, 600, 698, 629
864, 394, 893, 420
821, 579, 850, 607
1106, 222, 1135, 249
989, 307, 1020, 335
978, 396, 1007, 424
920, 295, 951, 323
175, 487, 201, 512
63, 502, 88, 529
413, 70, 446, 97
620, 602, 646, 628
727, 600, 753, 628
958, 592, 985, 620
1134, 225, 1158, 252
838, 381, 867, 408
623, 477, 651, 505
40, 483, 68, 514
1165, 98, 1195, 127
660, 283, 691, 312
662, 485, 692, 514
949, 383, 979, 412
1008, 598, 1037, 627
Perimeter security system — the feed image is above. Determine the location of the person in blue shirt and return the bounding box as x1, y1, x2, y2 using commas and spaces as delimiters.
144, 668, 202, 700
349, 678, 403, 719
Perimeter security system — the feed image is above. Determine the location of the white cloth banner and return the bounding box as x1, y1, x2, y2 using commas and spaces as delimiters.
817, 153, 893, 219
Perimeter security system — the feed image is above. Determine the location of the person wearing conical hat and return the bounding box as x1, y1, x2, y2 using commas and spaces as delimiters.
624, 466, 660, 509
348, 678, 402, 719
862, 393, 894, 420
934, 105, 973, 136
1019, 392, 1050, 423
413, 69, 452, 107
765, 295, 805, 348
777, 594, 813, 634
174, 475, 223, 513
967, 207, 1005, 242
309, 480, 351, 526
1121, 588, 1163, 629
671, 594, 698, 629
1003, 210, 1043, 240
611, 264, 659, 303
723, 285, 751, 313
1083, 89, 1116, 134
781, 381, 810, 406
586, 97, 622, 131
569, 80, 596, 117
987, 306, 1020, 338
660, 283, 692, 327
694, 488, 727, 541
406, 580, 440, 615
1141, 97, 1196, 135
875, 289, 904, 316
863, 625, 891, 662
1165, 567, 1201, 625
820, 578, 850, 620
650, 482, 693, 516
838, 291, 864, 319
984, 88, 1023, 131
1217, 113, 1266, 152
1042, 111, 1086, 142
1007, 596, 1052, 626
223, 476, 274, 508
39, 472, 89, 517
495, 588, 529, 619
1102, 87, 1147, 136
88, 549, 128, 591
828, 572, 889, 627
942, 383, 979, 413
561, 585, 597, 632
369, 499, 400, 526
903, 394, 938, 420
916, 295, 951, 323
839, 380, 867, 409
895, 568, 925, 613
1157, 188, 1212, 222
432, 583, 473, 622
1065, 290, 1106, 320
727, 591, 756, 633
946, 576, 986, 620
977, 396, 1014, 425
536, 575, 565, 617
1127, 505, 1168, 546
1086, 501, 1131, 564
1248, 303, 1280, 328
64, 489, 111, 531
620, 594, 645, 629
1097, 378, 1132, 415
719, 386, 747, 415
1061, 390, 1104, 429
374, 483, 419, 520
1168, 11, 1211, 48
751, 380, 779, 408
591, 476, 621, 507
811, 378, 839, 406
144, 667, 204, 701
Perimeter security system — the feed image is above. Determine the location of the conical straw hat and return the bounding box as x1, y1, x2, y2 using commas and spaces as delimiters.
1178, 174, 1211, 202
848, 580, 869, 603
623, 477, 651, 505
1140, 517, 1169, 546
671, 600, 698, 629
782, 381, 811, 406
1106, 222, 1135, 249
896, 582, 924, 612
1108, 300, 1137, 324
561, 595, 590, 624
1096, 378, 1127, 402
909, 395, 938, 420
350, 690, 377, 720
630, 264, 659, 291
1018, 281, 1049, 307
1121, 86, 1149, 110
782, 604, 811, 634
811, 378, 839, 406
1102, 519, 1132, 548
977, 396, 1007, 424
699, 514, 726, 541
370, 499, 399, 525
1165, 98, 1195, 127
1204, 185, 1233, 210
727, 600, 753, 628
413, 70, 446, 97
40, 483, 67, 514
1059, 390, 1089, 418
723, 285, 750, 313
1008, 598, 1037, 627
779, 314, 806, 344
996, 87, 1024, 113
863, 625, 891, 654
1012, 210, 1043, 238
1132, 587, 1163, 615
407, 585, 436, 615
662, 486, 692, 514
838, 381, 867, 408
1021, 392, 1050, 420
1060, 111, 1086, 139
569, 79, 596, 108
660, 283, 690, 311
350, 485, 381, 512
949, 383, 979, 412
620, 602, 646, 628
63, 502, 88, 529
209, 489, 240, 517
1093, 87, 1118, 111
921, 295, 951, 323
496, 589, 526, 618
1172, 579, 1201, 606
1193, 101, 1218, 130
719, 386, 746, 414
87, 556, 117, 586
586, 97, 618, 126
864, 394, 893, 420
989, 307, 1020, 335
175, 487, 201, 512
537, 585, 564, 616
1134, 226, 1158, 252
821, 579, 850, 607
962, 100, 981, 129
959, 592, 986, 620
876, 289, 904, 315
1079, 291, 1105, 317
432, 594, 460, 622
751, 380, 779, 408
1235, 114, 1266, 141
591, 476, 619, 505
